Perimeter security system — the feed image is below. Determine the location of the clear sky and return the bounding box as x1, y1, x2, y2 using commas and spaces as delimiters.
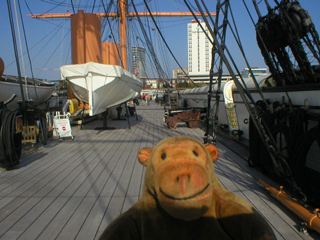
1, 0, 320, 81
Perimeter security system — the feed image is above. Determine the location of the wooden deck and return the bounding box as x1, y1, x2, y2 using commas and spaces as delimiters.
0, 101, 318, 240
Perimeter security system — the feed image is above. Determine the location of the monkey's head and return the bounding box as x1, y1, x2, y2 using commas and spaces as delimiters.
138, 136, 219, 221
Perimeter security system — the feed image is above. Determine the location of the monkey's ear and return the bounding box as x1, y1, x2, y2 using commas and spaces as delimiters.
138, 147, 153, 167
205, 144, 219, 162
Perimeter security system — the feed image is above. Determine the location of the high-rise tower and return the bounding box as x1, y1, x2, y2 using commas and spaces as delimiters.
187, 19, 213, 76
131, 47, 146, 77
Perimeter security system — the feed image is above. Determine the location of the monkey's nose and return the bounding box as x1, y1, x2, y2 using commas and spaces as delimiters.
177, 174, 191, 195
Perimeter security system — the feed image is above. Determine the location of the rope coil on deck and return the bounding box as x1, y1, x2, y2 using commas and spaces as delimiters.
248, 100, 320, 206
0, 109, 22, 169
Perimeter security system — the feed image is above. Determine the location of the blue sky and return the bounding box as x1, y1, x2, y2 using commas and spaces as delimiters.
1, 0, 320, 80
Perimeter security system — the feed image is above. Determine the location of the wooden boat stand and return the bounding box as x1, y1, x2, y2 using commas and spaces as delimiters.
112, 106, 126, 121
125, 103, 131, 130
95, 102, 138, 130
95, 109, 116, 130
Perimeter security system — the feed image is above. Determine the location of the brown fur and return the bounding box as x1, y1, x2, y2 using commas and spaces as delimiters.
99, 136, 276, 240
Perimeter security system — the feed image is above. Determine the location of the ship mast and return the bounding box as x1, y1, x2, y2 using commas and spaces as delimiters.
119, 0, 127, 70
29, 7, 215, 71
29, 2, 215, 98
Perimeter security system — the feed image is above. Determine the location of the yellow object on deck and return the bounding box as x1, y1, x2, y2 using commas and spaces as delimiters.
69, 98, 79, 114
22, 126, 37, 143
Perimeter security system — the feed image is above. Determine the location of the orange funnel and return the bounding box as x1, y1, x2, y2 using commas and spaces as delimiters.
71, 10, 102, 64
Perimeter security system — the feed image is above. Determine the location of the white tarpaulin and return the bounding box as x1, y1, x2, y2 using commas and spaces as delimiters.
60, 62, 139, 80
60, 62, 142, 116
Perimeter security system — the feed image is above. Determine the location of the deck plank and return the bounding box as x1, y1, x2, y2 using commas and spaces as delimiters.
0, 127, 117, 224
0, 123, 115, 197
216, 146, 303, 239
36, 126, 133, 240
0, 101, 318, 240
1, 122, 128, 239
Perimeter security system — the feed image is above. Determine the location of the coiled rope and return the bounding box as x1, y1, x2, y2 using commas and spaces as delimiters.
0, 109, 22, 169
248, 100, 320, 206
292, 126, 320, 206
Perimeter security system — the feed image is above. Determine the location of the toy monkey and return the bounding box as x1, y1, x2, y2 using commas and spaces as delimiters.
99, 136, 275, 240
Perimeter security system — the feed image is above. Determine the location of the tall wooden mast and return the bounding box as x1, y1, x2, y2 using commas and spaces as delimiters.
29, 5, 216, 71
29, 5, 215, 103
119, 0, 127, 70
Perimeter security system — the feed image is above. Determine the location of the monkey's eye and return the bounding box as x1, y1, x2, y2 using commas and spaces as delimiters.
193, 150, 199, 157
161, 153, 167, 160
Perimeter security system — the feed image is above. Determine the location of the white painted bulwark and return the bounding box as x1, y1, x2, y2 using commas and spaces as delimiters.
0, 76, 55, 110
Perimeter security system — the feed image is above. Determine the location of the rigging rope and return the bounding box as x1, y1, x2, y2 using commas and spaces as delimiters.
143, 0, 198, 87
133, 33, 162, 81
36, 29, 70, 78
131, 0, 169, 81
183, 0, 221, 143
13, 0, 29, 101
191, 0, 307, 202
101, 0, 123, 68
38, 0, 69, 16
70, 0, 75, 13
23, 0, 34, 16
6, 20, 68, 69
221, 3, 272, 111
17, 0, 39, 102
92, 0, 97, 13
6, 0, 26, 114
